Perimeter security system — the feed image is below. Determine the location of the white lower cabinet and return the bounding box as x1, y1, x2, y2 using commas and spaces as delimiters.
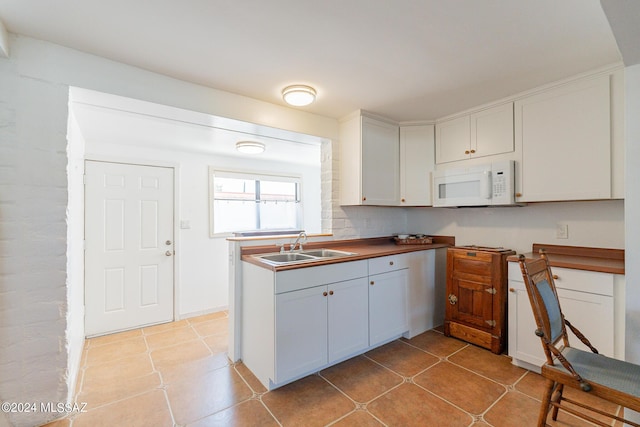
368, 255, 409, 347
275, 277, 368, 383
241, 250, 442, 390
507, 262, 619, 372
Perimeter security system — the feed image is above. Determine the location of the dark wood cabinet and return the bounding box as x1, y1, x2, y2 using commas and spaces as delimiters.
444, 246, 515, 354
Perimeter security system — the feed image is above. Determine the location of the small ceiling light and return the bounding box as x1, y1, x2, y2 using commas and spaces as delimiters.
236, 141, 265, 154
282, 85, 316, 107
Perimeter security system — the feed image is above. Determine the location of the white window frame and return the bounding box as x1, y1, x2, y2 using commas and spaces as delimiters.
208, 167, 303, 237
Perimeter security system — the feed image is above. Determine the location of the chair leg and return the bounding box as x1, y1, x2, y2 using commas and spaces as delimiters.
551, 383, 564, 421
538, 379, 555, 427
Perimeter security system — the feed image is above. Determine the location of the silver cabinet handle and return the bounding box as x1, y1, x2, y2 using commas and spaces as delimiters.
165, 251, 172, 256
166, 240, 172, 245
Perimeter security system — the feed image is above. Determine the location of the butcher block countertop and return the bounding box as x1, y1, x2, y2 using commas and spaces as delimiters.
507, 243, 625, 275
241, 236, 455, 271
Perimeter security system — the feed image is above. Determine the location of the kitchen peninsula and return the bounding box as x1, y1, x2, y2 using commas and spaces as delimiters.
238, 235, 454, 390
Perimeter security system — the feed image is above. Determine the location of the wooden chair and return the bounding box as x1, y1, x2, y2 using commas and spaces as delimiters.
517, 251, 640, 427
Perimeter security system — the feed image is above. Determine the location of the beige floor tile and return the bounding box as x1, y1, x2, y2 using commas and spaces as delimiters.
320, 355, 403, 403
235, 361, 268, 394
72, 390, 173, 427
330, 410, 384, 426
402, 330, 468, 358
150, 339, 211, 370
145, 325, 199, 350
261, 375, 354, 427
203, 333, 228, 354
142, 319, 189, 335
187, 399, 278, 427
40, 418, 71, 427
85, 336, 148, 367
88, 328, 143, 347
188, 311, 228, 324
192, 317, 228, 337
365, 340, 439, 377
159, 353, 230, 385
81, 353, 154, 389
78, 372, 162, 408
166, 366, 253, 425
448, 344, 526, 385
414, 361, 506, 415
367, 383, 472, 427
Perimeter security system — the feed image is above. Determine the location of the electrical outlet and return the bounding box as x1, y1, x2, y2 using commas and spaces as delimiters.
556, 223, 568, 239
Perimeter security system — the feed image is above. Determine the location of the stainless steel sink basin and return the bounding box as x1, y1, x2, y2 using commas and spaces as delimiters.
300, 249, 356, 258
255, 248, 357, 266
259, 253, 316, 263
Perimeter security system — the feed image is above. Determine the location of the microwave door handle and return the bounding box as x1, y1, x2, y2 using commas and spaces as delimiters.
482, 171, 492, 200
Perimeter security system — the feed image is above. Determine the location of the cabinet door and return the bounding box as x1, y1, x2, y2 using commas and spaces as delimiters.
508, 281, 615, 369
400, 125, 434, 206
448, 275, 494, 330
435, 115, 470, 164
516, 75, 611, 202
361, 117, 400, 205
327, 278, 369, 363
275, 286, 328, 383
471, 102, 514, 159
369, 269, 409, 347
508, 282, 546, 368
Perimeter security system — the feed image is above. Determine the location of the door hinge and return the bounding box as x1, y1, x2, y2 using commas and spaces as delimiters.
485, 287, 497, 295
485, 320, 496, 327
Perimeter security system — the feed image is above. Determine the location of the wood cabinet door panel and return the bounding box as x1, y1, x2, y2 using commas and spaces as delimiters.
451, 278, 494, 329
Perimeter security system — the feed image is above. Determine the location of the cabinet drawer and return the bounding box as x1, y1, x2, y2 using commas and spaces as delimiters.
507, 261, 614, 296
552, 267, 614, 296
276, 260, 368, 294
368, 254, 408, 275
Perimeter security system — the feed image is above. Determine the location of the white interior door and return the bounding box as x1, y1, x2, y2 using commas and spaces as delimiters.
85, 161, 175, 336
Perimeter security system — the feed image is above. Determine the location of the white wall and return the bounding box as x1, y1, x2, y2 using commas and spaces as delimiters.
625, 64, 640, 366
83, 141, 321, 317
0, 33, 338, 427
407, 200, 624, 253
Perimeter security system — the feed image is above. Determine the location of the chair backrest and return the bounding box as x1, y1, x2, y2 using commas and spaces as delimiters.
518, 252, 570, 362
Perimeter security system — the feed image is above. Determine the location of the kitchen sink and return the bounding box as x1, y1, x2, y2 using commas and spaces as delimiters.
255, 248, 357, 266
259, 253, 316, 263
299, 249, 356, 258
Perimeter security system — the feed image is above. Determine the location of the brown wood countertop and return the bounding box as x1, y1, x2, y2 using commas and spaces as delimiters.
506, 243, 624, 275
241, 236, 455, 271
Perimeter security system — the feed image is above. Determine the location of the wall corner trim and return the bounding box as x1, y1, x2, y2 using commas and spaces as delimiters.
0, 17, 9, 58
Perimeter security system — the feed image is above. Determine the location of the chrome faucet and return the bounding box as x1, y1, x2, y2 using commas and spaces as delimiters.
290, 231, 307, 252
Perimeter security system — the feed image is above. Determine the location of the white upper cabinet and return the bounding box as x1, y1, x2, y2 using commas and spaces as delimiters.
515, 75, 611, 202
400, 125, 434, 206
436, 102, 514, 164
340, 112, 399, 206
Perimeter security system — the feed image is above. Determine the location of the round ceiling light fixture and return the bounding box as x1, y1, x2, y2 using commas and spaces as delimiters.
236, 141, 265, 154
282, 85, 316, 107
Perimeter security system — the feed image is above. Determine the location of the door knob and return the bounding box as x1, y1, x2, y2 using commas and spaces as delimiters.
166, 240, 172, 245
165, 251, 172, 256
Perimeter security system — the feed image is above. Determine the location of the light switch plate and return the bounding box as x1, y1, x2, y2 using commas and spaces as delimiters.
556, 223, 568, 239
180, 220, 191, 229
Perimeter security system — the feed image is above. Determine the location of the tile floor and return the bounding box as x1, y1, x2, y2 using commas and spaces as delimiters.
42, 312, 623, 427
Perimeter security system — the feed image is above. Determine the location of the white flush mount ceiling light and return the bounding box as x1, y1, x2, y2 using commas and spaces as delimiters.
236, 141, 265, 154
282, 85, 316, 106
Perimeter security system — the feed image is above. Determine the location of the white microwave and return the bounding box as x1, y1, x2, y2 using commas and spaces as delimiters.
432, 160, 517, 207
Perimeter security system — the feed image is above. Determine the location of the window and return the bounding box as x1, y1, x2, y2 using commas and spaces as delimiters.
210, 169, 302, 235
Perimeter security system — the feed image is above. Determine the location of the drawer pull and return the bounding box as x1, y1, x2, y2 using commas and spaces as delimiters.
323, 291, 328, 297
464, 150, 470, 155
553, 275, 559, 280
370, 281, 374, 286
448, 294, 458, 305
509, 288, 515, 293
329, 290, 334, 295
389, 261, 394, 266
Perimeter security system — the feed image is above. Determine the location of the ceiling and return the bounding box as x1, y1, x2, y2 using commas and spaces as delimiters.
0, 0, 624, 122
